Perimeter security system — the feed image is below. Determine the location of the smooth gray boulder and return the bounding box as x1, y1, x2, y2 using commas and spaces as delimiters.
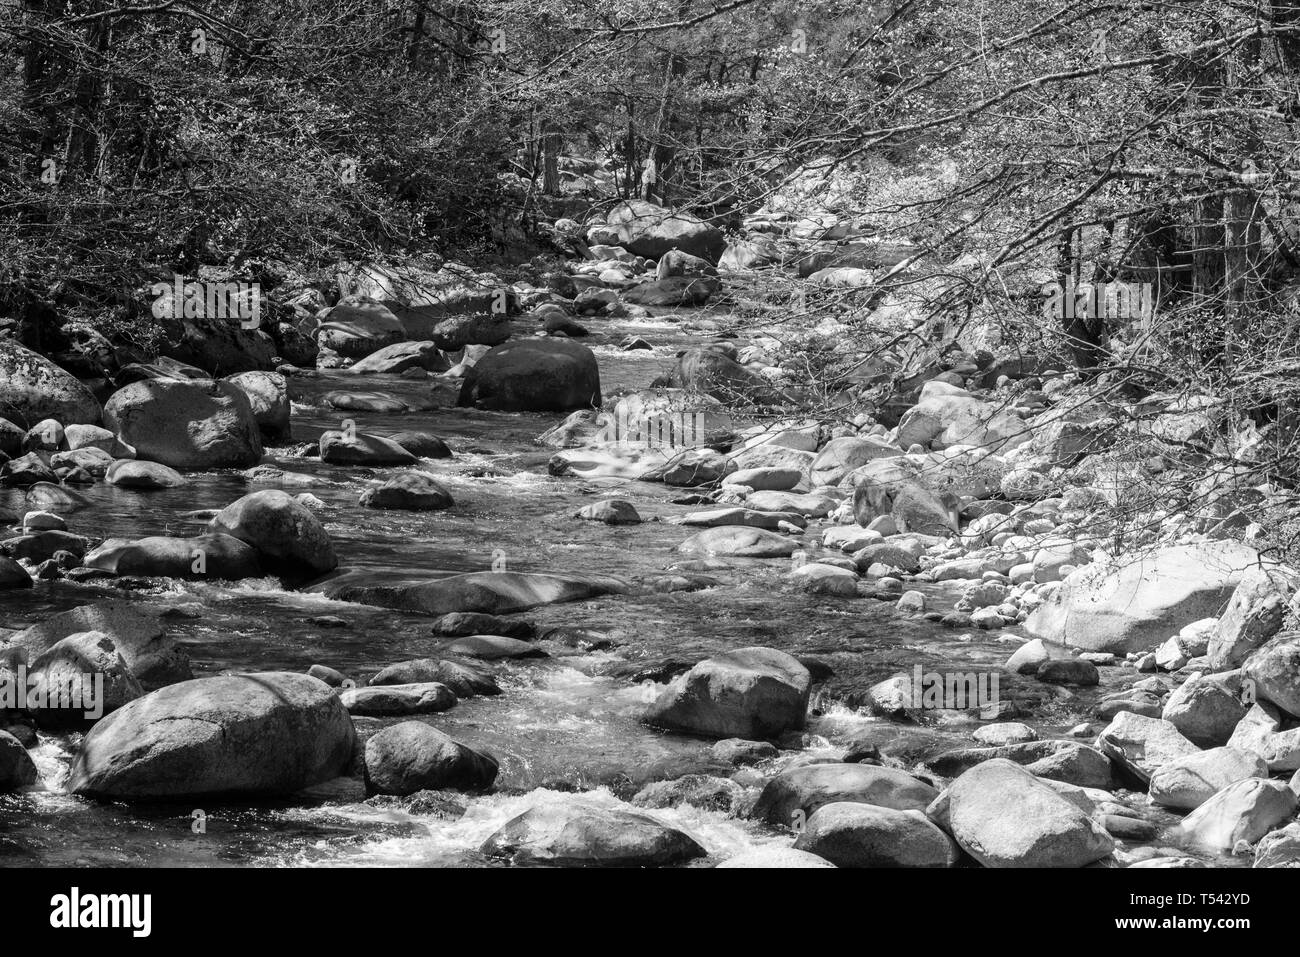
68, 672, 358, 800
480, 801, 706, 867
362, 722, 497, 795
208, 489, 337, 575
642, 647, 810, 740
926, 759, 1114, 868
1023, 543, 1266, 654
0, 340, 102, 426
752, 763, 938, 826
793, 802, 960, 868
1243, 632, 1300, 716
1095, 712, 1201, 785
103, 379, 262, 469
1149, 747, 1268, 810
1174, 778, 1298, 853
3, 600, 191, 690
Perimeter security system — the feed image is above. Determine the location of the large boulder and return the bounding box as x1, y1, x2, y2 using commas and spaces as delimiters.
642, 647, 811, 740
604, 200, 724, 263
224, 371, 290, 443
480, 801, 707, 866
926, 759, 1114, 868
316, 298, 405, 358
1023, 543, 1266, 654
458, 339, 600, 412
103, 379, 263, 469
362, 722, 497, 795
0, 340, 101, 426
208, 490, 337, 575
68, 672, 358, 799
793, 802, 959, 868
3, 600, 191, 690
752, 763, 938, 826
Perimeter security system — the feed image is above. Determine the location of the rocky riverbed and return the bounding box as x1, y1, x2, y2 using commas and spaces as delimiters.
3, 208, 1300, 869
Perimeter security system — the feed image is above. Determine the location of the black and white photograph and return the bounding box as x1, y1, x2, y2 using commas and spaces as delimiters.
0, 0, 1294, 924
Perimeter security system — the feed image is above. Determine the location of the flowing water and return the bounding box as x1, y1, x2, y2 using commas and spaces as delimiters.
0, 313, 1198, 867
